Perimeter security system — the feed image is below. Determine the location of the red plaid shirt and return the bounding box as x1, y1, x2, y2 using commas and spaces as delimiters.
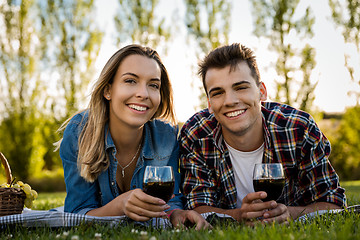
179, 102, 346, 210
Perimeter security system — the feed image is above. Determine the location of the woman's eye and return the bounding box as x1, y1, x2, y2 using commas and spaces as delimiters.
125, 79, 136, 84
149, 83, 160, 89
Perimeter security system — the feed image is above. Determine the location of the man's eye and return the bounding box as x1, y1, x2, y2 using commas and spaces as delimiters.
235, 86, 248, 91
210, 92, 222, 97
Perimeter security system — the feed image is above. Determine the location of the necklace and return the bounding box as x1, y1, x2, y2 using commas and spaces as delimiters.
117, 141, 142, 177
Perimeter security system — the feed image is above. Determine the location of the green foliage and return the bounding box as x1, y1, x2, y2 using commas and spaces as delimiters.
0, 0, 41, 180
329, 0, 360, 100
0, 0, 103, 179
328, 106, 360, 180
185, 0, 231, 54
185, 0, 232, 109
28, 168, 65, 193
38, 0, 103, 119
114, 0, 172, 49
251, 0, 317, 111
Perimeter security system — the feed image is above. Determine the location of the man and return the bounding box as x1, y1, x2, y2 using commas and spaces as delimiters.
179, 43, 346, 224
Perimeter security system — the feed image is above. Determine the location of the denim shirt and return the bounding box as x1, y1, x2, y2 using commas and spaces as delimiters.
60, 111, 183, 215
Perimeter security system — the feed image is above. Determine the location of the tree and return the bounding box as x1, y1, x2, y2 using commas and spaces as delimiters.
37, 0, 103, 169
114, 0, 171, 49
328, 0, 360, 180
251, 0, 317, 111
185, 0, 232, 109
0, 0, 40, 180
329, 0, 360, 102
38, 0, 103, 118
328, 106, 360, 180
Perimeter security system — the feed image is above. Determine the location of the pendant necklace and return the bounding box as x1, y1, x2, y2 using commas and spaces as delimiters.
117, 141, 142, 177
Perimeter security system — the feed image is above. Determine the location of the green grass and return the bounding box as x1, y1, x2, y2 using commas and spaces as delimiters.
32, 192, 66, 210
341, 180, 360, 206
1, 181, 359, 240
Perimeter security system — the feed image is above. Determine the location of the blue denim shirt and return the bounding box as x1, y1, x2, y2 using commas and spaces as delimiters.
60, 111, 183, 215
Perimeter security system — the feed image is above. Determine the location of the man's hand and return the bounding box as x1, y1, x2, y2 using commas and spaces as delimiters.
170, 209, 212, 230
236, 191, 290, 225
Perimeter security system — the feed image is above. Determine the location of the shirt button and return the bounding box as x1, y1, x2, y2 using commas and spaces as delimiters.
112, 182, 115, 186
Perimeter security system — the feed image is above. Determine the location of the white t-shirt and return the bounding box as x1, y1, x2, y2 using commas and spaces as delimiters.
225, 142, 264, 208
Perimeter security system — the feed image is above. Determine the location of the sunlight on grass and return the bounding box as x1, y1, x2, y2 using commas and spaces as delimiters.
32, 192, 66, 210
342, 180, 360, 187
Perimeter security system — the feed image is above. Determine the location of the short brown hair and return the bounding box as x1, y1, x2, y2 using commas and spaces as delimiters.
198, 43, 261, 94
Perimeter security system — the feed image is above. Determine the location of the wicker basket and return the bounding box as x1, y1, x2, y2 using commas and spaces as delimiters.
0, 152, 26, 216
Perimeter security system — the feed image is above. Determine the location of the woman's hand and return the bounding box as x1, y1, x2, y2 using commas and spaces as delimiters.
169, 209, 212, 230
121, 189, 171, 221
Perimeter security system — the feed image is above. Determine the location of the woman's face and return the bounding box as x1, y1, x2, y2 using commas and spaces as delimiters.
104, 54, 162, 130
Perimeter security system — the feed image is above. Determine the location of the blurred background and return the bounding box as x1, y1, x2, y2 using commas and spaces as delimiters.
1, 0, 359, 193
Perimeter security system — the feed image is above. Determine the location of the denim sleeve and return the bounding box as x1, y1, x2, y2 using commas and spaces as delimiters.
166, 132, 184, 211
59, 116, 100, 214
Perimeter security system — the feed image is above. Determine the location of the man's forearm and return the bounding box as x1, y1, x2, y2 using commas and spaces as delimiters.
287, 202, 341, 219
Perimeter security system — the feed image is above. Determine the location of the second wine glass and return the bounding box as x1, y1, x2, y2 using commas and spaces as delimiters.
253, 163, 285, 202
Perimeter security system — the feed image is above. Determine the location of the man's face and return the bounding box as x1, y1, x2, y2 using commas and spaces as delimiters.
205, 61, 267, 139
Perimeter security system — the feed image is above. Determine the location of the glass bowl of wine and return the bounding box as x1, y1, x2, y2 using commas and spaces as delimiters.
143, 166, 175, 203
253, 163, 285, 202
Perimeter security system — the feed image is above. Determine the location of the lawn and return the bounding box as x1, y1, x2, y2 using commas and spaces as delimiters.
1, 181, 359, 240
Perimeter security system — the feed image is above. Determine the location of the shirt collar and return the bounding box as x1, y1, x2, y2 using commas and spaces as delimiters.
141, 122, 156, 160
261, 104, 275, 163
209, 114, 226, 153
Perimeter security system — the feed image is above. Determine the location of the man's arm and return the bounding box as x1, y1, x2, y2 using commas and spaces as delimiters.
194, 193, 342, 223
287, 202, 341, 219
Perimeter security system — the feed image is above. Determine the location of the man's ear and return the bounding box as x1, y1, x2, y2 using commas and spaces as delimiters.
259, 82, 267, 101
207, 97, 213, 114
103, 84, 111, 100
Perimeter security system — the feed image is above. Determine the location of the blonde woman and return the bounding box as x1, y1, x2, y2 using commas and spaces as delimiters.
58, 44, 209, 229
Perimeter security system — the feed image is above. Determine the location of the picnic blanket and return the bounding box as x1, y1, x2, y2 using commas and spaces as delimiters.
0, 207, 231, 229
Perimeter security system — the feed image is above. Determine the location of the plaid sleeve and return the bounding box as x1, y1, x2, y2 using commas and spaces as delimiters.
296, 116, 346, 207
179, 118, 218, 210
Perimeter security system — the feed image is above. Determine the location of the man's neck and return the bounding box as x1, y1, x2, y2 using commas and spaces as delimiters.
222, 122, 264, 152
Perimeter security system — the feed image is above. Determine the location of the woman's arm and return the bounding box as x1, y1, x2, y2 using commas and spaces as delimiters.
86, 189, 170, 221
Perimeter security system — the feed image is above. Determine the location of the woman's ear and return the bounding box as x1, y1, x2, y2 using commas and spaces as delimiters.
103, 84, 111, 100
259, 82, 267, 101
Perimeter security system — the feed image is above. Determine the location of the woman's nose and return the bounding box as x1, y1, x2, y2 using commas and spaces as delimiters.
135, 84, 149, 99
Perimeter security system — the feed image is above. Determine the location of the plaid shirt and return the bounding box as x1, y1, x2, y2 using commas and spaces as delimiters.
179, 102, 346, 210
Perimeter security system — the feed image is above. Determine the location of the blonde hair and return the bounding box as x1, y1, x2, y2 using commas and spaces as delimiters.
57, 44, 176, 182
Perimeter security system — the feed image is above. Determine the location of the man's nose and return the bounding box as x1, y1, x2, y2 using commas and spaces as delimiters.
224, 91, 239, 106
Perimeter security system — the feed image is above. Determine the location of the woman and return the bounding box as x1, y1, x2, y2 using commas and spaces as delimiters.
58, 44, 209, 229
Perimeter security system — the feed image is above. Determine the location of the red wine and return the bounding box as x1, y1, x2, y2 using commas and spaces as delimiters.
143, 181, 175, 202
253, 178, 285, 201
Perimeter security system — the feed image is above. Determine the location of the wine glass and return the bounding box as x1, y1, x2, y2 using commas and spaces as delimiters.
143, 166, 175, 203
143, 166, 175, 228
253, 163, 285, 202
